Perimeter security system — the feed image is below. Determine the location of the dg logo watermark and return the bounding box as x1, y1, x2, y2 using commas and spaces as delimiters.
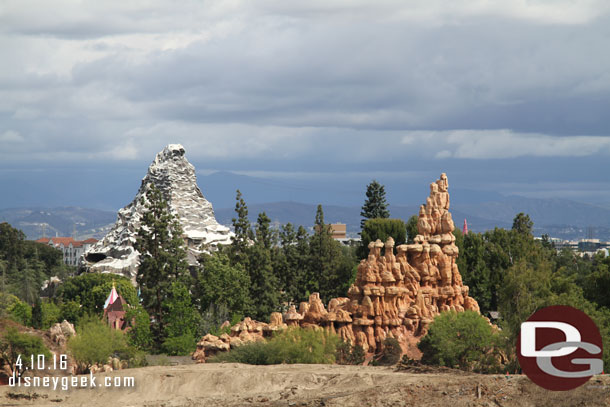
517, 305, 603, 391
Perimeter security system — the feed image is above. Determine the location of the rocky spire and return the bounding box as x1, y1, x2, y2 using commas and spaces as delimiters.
82, 144, 233, 280
194, 173, 482, 362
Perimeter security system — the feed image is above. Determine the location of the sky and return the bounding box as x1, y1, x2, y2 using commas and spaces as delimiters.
1, 0, 610, 211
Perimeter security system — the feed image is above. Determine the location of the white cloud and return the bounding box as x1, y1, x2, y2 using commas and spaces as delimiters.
0, 130, 24, 143
402, 130, 610, 159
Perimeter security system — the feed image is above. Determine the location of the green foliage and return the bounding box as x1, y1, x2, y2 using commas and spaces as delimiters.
40, 301, 61, 329
309, 205, 356, 302
195, 252, 252, 320
31, 298, 43, 329
359, 218, 406, 259
54, 273, 137, 319
419, 311, 503, 373
211, 328, 340, 365
406, 215, 418, 244
161, 334, 197, 356
0, 292, 20, 319
360, 180, 390, 229
8, 301, 32, 327
512, 212, 533, 236
230, 189, 253, 266
124, 305, 153, 351
335, 340, 365, 365
134, 184, 190, 344
59, 300, 81, 325
161, 282, 199, 353
0, 222, 70, 303
0, 327, 52, 377
67, 315, 129, 373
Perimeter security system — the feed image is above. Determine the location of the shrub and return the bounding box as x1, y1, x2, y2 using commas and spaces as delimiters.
211, 327, 340, 365
161, 333, 197, 356
41, 302, 61, 329
418, 310, 503, 373
0, 327, 51, 377
8, 301, 31, 326
124, 305, 153, 351
335, 340, 365, 365
0, 293, 20, 318
59, 300, 81, 325
67, 315, 129, 373
376, 337, 402, 366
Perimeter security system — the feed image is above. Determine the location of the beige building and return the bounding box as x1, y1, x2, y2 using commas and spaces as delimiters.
36, 237, 98, 266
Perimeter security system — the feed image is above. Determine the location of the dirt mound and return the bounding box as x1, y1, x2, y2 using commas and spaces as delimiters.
1, 363, 609, 407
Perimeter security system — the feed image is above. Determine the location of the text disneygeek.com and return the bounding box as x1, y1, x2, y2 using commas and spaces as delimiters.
9, 372, 135, 390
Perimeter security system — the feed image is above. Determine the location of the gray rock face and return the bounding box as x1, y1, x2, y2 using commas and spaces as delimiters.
82, 144, 233, 280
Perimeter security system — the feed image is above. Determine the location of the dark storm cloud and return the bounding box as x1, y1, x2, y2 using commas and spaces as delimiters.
1, 0, 610, 207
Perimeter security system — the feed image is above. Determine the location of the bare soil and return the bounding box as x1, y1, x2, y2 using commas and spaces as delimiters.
1, 363, 609, 407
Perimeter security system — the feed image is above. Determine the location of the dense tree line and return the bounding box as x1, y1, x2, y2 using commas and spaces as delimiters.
199, 191, 358, 323
453, 213, 610, 369
0, 222, 72, 304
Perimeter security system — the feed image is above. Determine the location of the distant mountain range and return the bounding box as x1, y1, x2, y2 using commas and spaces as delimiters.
2, 170, 610, 241
0, 207, 116, 240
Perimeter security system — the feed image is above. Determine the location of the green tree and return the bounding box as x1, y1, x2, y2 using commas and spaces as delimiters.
0, 327, 52, 377
230, 189, 253, 266
360, 180, 390, 229
161, 282, 200, 355
247, 238, 280, 321
135, 184, 190, 343
54, 273, 137, 319
68, 316, 129, 373
419, 311, 504, 373
512, 212, 533, 236
359, 218, 406, 259
406, 215, 418, 243
8, 301, 32, 326
31, 298, 43, 329
309, 205, 355, 302
124, 305, 153, 351
456, 231, 493, 313
196, 252, 252, 320
274, 223, 310, 303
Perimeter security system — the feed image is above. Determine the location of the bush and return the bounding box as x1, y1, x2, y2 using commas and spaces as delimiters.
55, 274, 137, 317
161, 333, 197, 356
418, 310, 503, 373
59, 300, 81, 325
376, 337, 402, 366
8, 301, 31, 326
211, 327, 340, 365
335, 340, 365, 365
41, 302, 61, 329
0, 293, 20, 318
0, 327, 51, 376
124, 305, 153, 351
67, 315, 130, 373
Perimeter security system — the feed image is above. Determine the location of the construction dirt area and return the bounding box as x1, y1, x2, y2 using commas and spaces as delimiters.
1, 363, 609, 407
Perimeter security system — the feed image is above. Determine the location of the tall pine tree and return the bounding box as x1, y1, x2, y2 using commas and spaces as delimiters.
230, 190, 252, 266
134, 184, 189, 343
360, 180, 390, 229
309, 205, 354, 302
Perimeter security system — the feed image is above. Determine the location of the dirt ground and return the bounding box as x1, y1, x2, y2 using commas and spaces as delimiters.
1, 363, 609, 407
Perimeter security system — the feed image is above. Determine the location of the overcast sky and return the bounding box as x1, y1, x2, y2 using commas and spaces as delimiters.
1, 0, 609, 209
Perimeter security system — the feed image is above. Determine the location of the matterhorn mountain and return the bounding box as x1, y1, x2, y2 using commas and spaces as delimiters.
82, 144, 233, 280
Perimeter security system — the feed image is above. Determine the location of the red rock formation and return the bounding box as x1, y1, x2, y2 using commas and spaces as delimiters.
193, 173, 480, 362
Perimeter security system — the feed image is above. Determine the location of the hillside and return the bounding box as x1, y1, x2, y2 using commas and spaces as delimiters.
0, 207, 116, 240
